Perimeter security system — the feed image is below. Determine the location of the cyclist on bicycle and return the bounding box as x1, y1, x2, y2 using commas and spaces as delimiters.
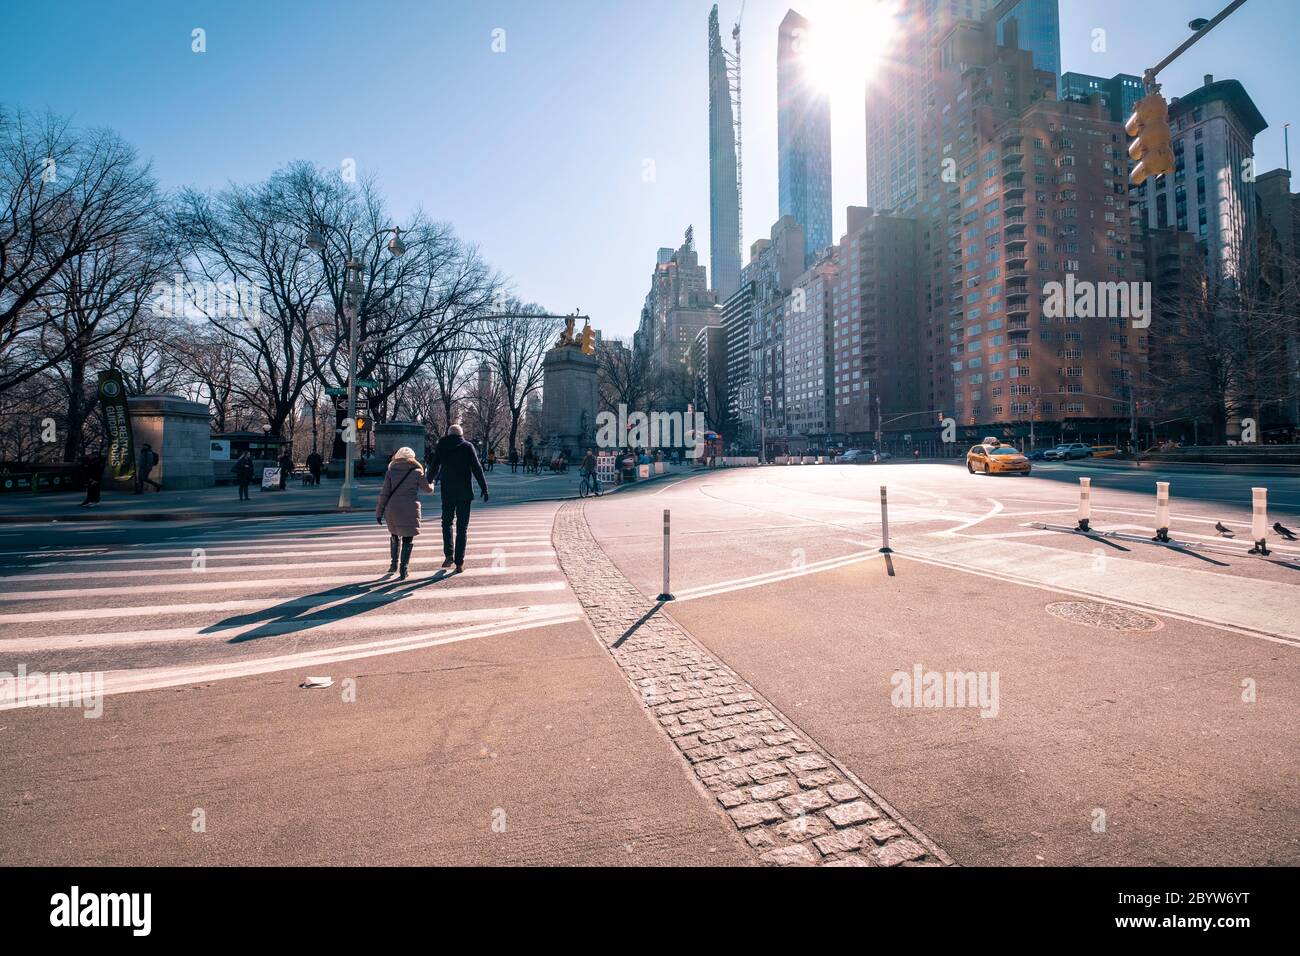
580, 448, 601, 496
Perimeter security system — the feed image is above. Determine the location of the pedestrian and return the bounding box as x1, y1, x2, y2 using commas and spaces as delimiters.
134, 443, 161, 494
375, 445, 434, 580
509, 448, 519, 473
79, 450, 105, 507
487, 450, 496, 473
234, 451, 255, 501
278, 450, 293, 490
306, 450, 323, 486
580, 447, 601, 496
426, 423, 489, 574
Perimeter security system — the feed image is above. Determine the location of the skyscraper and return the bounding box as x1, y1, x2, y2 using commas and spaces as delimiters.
777, 8, 832, 265
708, 5, 742, 302
992, 0, 1060, 79
865, 0, 995, 213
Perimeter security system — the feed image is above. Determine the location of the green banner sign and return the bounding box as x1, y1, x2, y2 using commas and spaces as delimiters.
97, 369, 135, 481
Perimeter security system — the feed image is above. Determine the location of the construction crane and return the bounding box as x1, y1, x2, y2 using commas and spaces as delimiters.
726, 1, 745, 249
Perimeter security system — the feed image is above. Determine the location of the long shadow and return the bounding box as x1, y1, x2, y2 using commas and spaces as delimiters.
612, 602, 664, 649
1163, 544, 1231, 568
206, 568, 457, 644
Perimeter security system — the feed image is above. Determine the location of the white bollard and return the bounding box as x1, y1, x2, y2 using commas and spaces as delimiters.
657, 508, 675, 601
879, 486, 893, 554
1153, 481, 1171, 543
1249, 487, 1270, 556
1077, 477, 1092, 532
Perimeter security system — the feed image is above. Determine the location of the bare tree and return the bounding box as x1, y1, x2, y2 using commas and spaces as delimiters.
1, 109, 161, 390
479, 301, 556, 457
171, 167, 327, 437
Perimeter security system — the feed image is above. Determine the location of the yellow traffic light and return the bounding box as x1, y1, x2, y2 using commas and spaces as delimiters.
1126, 92, 1175, 186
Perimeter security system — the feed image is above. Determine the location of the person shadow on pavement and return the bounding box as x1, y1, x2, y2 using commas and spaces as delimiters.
202, 569, 455, 644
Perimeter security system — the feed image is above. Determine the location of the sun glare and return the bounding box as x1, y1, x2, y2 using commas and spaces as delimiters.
801, 0, 900, 95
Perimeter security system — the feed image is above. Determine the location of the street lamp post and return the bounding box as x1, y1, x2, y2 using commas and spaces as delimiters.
305, 223, 407, 509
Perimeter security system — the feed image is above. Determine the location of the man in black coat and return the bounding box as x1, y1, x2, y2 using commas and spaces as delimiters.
426, 424, 489, 572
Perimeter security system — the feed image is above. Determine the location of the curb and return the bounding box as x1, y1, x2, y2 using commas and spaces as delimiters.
0, 468, 698, 524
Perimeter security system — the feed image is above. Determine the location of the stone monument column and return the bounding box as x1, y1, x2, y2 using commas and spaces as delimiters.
120, 395, 214, 490
540, 343, 599, 459
373, 421, 426, 469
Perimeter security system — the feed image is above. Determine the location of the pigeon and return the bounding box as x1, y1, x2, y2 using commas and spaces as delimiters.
1214, 521, 1234, 537
1274, 522, 1298, 541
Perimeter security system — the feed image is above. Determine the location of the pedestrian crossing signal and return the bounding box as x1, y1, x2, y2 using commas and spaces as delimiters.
355, 416, 370, 433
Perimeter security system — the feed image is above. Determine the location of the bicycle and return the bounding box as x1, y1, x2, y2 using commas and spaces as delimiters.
578, 471, 601, 498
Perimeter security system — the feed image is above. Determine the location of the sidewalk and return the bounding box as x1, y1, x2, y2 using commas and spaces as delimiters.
0, 464, 696, 523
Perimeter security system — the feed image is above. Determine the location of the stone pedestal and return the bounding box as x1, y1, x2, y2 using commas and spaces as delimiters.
373, 421, 425, 469
540, 346, 599, 459
118, 395, 214, 490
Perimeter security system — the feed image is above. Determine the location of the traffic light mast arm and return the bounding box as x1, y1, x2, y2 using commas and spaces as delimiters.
1142, 0, 1249, 91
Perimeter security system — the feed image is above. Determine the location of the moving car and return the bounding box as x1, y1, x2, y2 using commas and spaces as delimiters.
1043, 442, 1092, 461
967, 442, 1031, 475
1089, 444, 1121, 459
839, 449, 872, 464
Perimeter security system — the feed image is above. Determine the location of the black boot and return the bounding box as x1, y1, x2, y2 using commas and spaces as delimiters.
399, 538, 413, 580
387, 536, 399, 574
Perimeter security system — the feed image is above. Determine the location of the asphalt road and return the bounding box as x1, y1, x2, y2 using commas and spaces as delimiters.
582, 461, 1300, 865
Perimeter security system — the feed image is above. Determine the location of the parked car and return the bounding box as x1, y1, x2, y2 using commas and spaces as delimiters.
966, 443, 1031, 475
1044, 442, 1092, 461
1025, 449, 1049, 461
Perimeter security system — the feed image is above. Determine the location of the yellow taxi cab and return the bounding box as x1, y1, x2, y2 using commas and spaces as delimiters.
1089, 444, 1121, 459
966, 441, 1031, 475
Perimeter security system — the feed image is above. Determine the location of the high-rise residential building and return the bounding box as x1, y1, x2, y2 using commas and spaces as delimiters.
721, 281, 755, 449
783, 250, 838, 447
917, 11, 1145, 447
1130, 75, 1267, 288
830, 207, 924, 445
708, 5, 742, 302
689, 325, 730, 439
1060, 72, 1143, 124
992, 0, 1060, 79
636, 229, 714, 364
865, 0, 995, 213
777, 8, 832, 264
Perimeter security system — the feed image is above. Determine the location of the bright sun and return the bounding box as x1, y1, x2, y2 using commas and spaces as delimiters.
800, 0, 900, 95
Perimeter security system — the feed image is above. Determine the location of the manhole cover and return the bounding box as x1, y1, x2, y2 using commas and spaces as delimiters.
1044, 601, 1163, 632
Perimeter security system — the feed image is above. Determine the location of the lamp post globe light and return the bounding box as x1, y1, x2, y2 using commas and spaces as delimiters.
305, 222, 407, 508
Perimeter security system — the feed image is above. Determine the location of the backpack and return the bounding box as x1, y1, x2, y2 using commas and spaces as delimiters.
151, 450, 159, 467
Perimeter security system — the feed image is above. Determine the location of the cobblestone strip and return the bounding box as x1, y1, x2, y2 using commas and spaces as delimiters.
552, 501, 954, 868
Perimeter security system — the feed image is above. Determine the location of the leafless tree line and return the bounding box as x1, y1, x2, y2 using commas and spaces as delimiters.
1, 107, 559, 464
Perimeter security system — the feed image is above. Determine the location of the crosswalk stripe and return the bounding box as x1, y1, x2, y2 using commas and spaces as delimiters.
0, 564, 562, 601
7, 603, 584, 653
0, 613, 582, 708
0, 581, 570, 624
6, 551, 557, 582
11, 540, 553, 567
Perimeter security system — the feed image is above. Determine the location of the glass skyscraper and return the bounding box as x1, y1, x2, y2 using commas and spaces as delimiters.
777, 8, 832, 265
993, 0, 1060, 79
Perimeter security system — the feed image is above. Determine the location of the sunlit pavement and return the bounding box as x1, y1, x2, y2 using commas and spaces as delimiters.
0, 500, 751, 866
2, 461, 1296, 865
582, 462, 1300, 865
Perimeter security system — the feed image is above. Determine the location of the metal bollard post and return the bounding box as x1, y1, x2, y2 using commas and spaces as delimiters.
1077, 477, 1091, 532
1248, 487, 1270, 556
657, 508, 675, 601
1153, 481, 1171, 543
879, 486, 893, 554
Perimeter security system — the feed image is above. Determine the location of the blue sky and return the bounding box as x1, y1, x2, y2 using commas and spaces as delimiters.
3, 0, 1295, 339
